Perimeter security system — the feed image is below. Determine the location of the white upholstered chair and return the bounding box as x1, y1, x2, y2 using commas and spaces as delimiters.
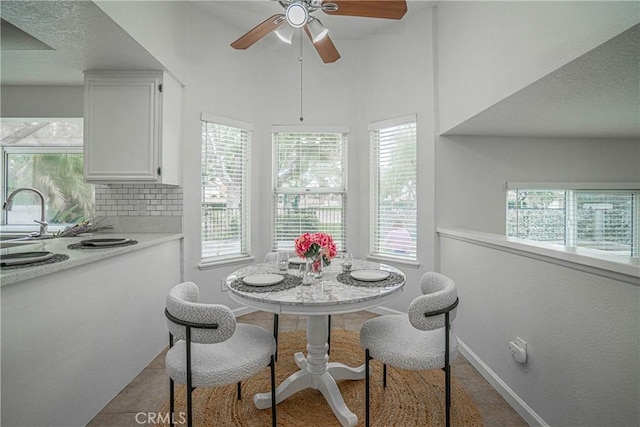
359, 272, 459, 427
165, 282, 277, 427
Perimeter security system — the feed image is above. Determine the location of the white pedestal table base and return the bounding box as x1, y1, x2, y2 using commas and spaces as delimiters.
253, 314, 364, 427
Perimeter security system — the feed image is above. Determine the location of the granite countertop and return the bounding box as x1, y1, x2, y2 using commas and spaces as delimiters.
0, 233, 182, 287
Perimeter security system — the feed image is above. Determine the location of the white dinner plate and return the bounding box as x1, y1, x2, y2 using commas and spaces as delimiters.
1, 251, 55, 266
80, 238, 131, 246
243, 273, 284, 287
289, 257, 306, 265
350, 270, 390, 282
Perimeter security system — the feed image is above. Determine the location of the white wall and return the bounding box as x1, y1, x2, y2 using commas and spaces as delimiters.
436, 135, 640, 234
1, 240, 182, 426
440, 236, 639, 426
433, 2, 640, 426
97, 2, 366, 307
357, 6, 437, 311
0, 85, 83, 117
436, 1, 640, 133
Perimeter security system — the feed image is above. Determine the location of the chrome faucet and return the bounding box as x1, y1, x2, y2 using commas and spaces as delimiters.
3, 187, 49, 237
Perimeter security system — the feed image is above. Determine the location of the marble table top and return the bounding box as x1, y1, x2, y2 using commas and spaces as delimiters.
226, 259, 405, 316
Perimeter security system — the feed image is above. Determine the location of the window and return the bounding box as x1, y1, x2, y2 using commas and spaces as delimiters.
1, 120, 94, 227
272, 127, 347, 251
369, 115, 417, 262
507, 182, 640, 257
201, 114, 251, 261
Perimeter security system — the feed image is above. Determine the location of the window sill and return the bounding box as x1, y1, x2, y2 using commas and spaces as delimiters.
437, 227, 639, 286
198, 255, 255, 270
366, 255, 420, 269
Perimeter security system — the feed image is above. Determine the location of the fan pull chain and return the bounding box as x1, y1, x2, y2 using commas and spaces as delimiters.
299, 29, 304, 122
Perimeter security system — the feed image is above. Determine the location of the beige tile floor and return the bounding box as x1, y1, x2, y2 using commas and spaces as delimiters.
88, 311, 528, 426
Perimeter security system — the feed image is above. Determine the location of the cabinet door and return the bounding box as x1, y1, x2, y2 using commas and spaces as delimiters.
84, 77, 160, 182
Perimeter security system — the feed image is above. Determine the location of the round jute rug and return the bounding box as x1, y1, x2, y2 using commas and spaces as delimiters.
157, 329, 484, 426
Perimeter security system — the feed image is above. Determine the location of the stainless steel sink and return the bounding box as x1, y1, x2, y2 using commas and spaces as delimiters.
0, 240, 39, 249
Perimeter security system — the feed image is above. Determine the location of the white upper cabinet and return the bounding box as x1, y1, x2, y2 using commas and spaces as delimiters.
83, 71, 182, 184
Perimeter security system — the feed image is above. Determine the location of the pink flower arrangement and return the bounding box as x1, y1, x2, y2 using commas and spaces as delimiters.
294, 232, 338, 269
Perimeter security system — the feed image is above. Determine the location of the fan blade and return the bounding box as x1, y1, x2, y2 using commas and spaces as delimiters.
231, 14, 285, 49
304, 26, 341, 63
322, 0, 407, 19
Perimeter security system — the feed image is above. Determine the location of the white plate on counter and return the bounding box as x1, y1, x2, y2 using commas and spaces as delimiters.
243, 273, 284, 287
80, 238, 131, 247
1, 251, 55, 266
350, 270, 390, 282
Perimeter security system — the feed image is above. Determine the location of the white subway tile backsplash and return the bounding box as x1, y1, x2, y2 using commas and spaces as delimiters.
94, 184, 183, 218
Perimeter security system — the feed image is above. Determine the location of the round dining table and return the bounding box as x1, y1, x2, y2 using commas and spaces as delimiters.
226, 259, 405, 427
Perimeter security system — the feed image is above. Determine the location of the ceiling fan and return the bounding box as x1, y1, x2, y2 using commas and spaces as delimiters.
231, 0, 408, 63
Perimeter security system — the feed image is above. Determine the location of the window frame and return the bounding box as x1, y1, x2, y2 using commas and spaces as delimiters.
368, 114, 418, 263
1, 118, 92, 228
199, 113, 252, 265
506, 182, 640, 258
271, 125, 348, 252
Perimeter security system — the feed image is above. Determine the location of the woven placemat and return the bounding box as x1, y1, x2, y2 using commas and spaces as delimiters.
67, 240, 138, 250
1, 253, 69, 269
229, 273, 303, 293
156, 329, 484, 427
337, 271, 404, 288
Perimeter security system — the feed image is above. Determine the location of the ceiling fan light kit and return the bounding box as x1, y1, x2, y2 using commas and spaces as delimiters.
285, 2, 309, 27
231, 0, 408, 63
307, 17, 329, 43
275, 24, 296, 44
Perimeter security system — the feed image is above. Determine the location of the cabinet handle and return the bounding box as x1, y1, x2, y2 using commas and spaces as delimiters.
157, 167, 162, 176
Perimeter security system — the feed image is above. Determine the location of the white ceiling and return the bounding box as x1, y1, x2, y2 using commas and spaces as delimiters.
0, 1, 637, 139
191, 0, 434, 41
444, 24, 640, 139
0, 0, 165, 86
0, 0, 433, 86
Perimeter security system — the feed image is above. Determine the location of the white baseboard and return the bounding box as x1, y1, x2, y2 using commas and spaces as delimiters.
457, 337, 548, 427
231, 306, 257, 317
368, 306, 404, 316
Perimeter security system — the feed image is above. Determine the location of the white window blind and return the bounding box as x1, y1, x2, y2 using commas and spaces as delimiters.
507, 183, 640, 257
369, 115, 417, 261
272, 129, 347, 251
201, 116, 251, 261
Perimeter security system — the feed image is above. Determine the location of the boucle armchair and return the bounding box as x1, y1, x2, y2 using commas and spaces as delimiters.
359, 272, 459, 427
165, 281, 277, 427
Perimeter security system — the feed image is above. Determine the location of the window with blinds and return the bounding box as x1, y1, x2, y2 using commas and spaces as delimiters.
272, 128, 347, 251
201, 114, 251, 261
507, 183, 639, 257
369, 115, 417, 262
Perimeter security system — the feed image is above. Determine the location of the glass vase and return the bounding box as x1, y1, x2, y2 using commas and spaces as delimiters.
302, 258, 314, 285
312, 254, 323, 279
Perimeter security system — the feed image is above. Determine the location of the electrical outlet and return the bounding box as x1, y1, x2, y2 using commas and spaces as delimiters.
136, 201, 146, 213
221, 279, 228, 292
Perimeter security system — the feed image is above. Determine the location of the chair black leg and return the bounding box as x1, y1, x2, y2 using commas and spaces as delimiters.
327, 315, 332, 355
273, 313, 279, 361
383, 363, 387, 388
169, 333, 175, 427
169, 378, 175, 427
445, 363, 451, 427
237, 381, 242, 400
445, 311, 451, 427
270, 355, 277, 427
186, 328, 193, 427
365, 349, 371, 427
